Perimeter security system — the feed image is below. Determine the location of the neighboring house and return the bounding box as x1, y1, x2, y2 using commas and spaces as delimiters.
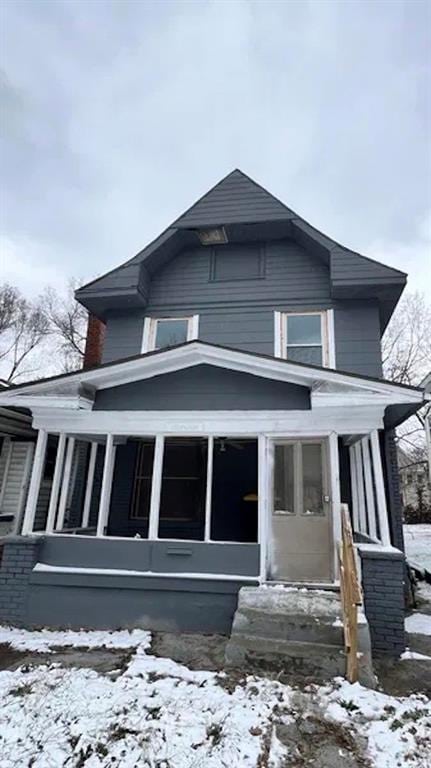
0, 170, 427, 655
0, 381, 35, 537
398, 447, 431, 513
422, 372, 431, 485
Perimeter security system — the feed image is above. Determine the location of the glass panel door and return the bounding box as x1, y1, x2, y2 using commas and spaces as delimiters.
269, 439, 332, 582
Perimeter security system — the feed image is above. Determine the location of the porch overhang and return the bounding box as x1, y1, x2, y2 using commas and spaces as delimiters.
0, 341, 425, 420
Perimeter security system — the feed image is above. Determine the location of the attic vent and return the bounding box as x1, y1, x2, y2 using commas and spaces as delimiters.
197, 227, 228, 245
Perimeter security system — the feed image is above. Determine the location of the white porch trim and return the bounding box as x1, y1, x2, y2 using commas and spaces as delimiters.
45, 433, 67, 533
56, 437, 75, 531
361, 436, 377, 540
370, 429, 391, 546
328, 432, 341, 573
21, 429, 48, 535
82, 442, 98, 528
31, 406, 386, 436
0, 341, 424, 403
96, 435, 116, 537
147, 435, 164, 540
204, 435, 214, 542
258, 434, 269, 582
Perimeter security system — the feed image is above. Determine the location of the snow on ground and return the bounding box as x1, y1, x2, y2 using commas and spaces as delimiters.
404, 524, 431, 571
0, 626, 430, 768
401, 649, 431, 660
0, 626, 151, 653
405, 613, 431, 636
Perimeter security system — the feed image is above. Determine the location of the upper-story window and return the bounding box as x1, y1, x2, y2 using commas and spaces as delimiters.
274, 310, 335, 368
142, 315, 199, 352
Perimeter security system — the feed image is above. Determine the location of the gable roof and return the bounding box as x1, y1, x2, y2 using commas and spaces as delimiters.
0, 340, 424, 414
75, 169, 406, 328
172, 169, 295, 227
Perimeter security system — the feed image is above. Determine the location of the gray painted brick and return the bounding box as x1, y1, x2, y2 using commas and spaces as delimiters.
0, 538, 40, 626
359, 548, 405, 656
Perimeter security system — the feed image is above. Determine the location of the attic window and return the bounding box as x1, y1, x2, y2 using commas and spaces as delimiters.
210, 243, 266, 281
197, 227, 228, 245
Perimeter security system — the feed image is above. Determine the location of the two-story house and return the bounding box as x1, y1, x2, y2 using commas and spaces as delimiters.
0, 170, 426, 656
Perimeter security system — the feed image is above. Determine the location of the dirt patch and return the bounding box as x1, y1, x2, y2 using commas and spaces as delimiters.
150, 631, 228, 671
374, 656, 431, 697
0, 642, 133, 675
276, 713, 370, 768
0, 644, 29, 671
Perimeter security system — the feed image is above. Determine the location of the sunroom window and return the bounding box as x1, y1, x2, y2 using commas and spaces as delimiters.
275, 311, 334, 367
142, 315, 199, 352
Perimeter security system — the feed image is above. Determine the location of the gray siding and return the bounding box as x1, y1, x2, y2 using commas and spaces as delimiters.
102, 310, 145, 363
94, 365, 310, 411
334, 301, 382, 377
173, 169, 293, 227
102, 239, 383, 377
37, 535, 260, 577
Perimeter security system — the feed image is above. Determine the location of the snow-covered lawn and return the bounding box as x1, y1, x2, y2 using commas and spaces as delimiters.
405, 613, 431, 636
404, 524, 431, 571
0, 626, 430, 768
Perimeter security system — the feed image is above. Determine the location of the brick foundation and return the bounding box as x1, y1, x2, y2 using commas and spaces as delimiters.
358, 544, 405, 656
0, 537, 40, 626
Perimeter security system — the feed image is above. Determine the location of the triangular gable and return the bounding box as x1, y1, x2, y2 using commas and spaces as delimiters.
0, 342, 424, 411
75, 169, 407, 327
172, 169, 294, 227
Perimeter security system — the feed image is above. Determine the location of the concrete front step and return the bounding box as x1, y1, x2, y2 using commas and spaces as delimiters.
231, 609, 344, 646
226, 585, 376, 686
225, 633, 346, 678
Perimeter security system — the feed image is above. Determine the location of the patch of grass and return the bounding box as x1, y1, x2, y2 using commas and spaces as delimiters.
95, 742, 108, 757
390, 707, 425, 731
206, 722, 224, 746
108, 724, 140, 742
339, 699, 360, 712
9, 683, 33, 697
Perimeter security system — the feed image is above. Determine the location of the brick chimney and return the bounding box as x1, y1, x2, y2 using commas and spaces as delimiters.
83, 314, 106, 369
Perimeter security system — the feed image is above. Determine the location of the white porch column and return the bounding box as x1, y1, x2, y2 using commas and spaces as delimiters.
258, 434, 269, 582
148, 435, 164, 540
370, 429, 391, 546
204, 436, 214, 542
328, 433, 341, 568
21, 429, 48, 535
55, 437, 75, 531
354, 441, 367, 534
82, 442, 98, 528
361, 436, 377, 540
45, 433, 67, 533
349, 445, 359, 532
96, 435, 116, 537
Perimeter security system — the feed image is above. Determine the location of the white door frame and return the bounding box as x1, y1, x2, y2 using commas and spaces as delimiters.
264, 434, 338, 582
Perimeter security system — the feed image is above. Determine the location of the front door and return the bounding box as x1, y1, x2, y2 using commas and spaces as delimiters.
268, 439, 332, 582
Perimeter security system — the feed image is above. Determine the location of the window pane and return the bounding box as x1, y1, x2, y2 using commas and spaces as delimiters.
302, 443, 324, 515
155, 319, 188, 349
286, 346, 322, 366
287, 315, 321, 345
159, 437, 207, 540
131, 440, 155, 519
274, 444, 295, 514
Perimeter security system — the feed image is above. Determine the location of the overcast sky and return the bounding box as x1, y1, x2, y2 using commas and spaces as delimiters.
1, 0, 430, 298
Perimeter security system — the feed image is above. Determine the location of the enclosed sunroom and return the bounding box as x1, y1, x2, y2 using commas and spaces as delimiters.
0, 340, 424, 605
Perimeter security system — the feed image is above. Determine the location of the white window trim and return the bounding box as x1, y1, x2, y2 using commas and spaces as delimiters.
142, 315, 199, 353
274, 309, 335, 368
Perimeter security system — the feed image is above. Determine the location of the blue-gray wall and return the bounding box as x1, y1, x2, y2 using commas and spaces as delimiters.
0, 536, 259, 633
94, 365, 310, 411
101, 240, 382, 378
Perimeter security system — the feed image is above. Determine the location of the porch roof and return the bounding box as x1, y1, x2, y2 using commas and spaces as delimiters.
0, 341, 426, 416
